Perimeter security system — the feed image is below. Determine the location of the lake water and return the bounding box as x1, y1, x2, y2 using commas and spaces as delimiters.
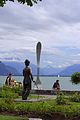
0, 76, 80, 91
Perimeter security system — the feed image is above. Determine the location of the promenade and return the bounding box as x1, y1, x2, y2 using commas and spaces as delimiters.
15, 94, 56, 102
15, 89, 80, 102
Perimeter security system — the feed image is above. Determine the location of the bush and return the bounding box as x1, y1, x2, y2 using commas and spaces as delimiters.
69, 92, 80, 102
71, 72, 80, 84
13, 86, 22, 95
56, 92, 67, 105
0, 86, 19, 99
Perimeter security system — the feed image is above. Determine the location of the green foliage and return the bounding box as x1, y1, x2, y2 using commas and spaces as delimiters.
0, 0, 42, 7
0, 98, 15, 111
1, 85, 80, 118
15, 102, 31, 112
15, 101, 52, 113
56, 92, 67, 105
1, 96, 80, 118
0, 86, 19, 98
71, 72, 80, 84
12, 86, 22, 95
69, 92, 80, 102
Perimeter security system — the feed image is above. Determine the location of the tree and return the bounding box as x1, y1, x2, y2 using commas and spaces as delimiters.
71, 72, 80, 84
0, 0, 42, 7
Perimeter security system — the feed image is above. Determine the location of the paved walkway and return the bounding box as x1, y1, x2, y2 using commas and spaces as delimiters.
15, 95, 56, 102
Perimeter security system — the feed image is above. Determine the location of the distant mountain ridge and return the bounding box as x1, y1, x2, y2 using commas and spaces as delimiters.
0, 61, 80, 76
0, 61, 19, 75
40, 66, 63, 76
59, 64, 80, 76
3, 61, 63, 76
3, 61, 37, 75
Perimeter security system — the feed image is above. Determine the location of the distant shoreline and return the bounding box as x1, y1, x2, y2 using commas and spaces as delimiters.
0, 75, 71, 77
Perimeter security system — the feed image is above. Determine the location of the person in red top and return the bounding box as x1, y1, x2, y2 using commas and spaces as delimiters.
52, 80, 60, 94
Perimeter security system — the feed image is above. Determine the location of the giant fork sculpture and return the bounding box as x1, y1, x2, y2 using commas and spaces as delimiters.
36, 42, 42, 85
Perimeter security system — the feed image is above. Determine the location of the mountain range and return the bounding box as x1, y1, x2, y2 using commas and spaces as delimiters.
0, 61, 80, 76
2, 61, 63, 76
0, 61, 19, 75
59, 64, 80, 76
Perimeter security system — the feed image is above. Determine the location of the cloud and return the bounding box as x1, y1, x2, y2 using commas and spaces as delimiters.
0, 0, 80, 67
43, 60, 53, 64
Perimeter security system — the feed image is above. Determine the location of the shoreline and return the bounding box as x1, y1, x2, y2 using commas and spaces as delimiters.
31, 89, 80, 95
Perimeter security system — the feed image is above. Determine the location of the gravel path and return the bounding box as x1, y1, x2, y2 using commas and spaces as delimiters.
15, 95, 56, 102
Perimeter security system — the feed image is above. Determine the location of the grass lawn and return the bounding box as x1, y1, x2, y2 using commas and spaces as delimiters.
0, 115, 28, 120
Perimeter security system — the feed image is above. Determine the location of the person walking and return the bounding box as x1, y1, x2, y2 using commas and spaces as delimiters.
22, 59, 34, 100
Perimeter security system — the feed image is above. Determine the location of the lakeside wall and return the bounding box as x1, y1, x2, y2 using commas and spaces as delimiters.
31, 89, 80, 95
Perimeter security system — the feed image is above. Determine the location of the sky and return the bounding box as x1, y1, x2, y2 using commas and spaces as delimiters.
0, 0, 80, 68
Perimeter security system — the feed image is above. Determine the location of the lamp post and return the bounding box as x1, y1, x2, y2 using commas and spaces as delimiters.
36, 42, 42, 85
